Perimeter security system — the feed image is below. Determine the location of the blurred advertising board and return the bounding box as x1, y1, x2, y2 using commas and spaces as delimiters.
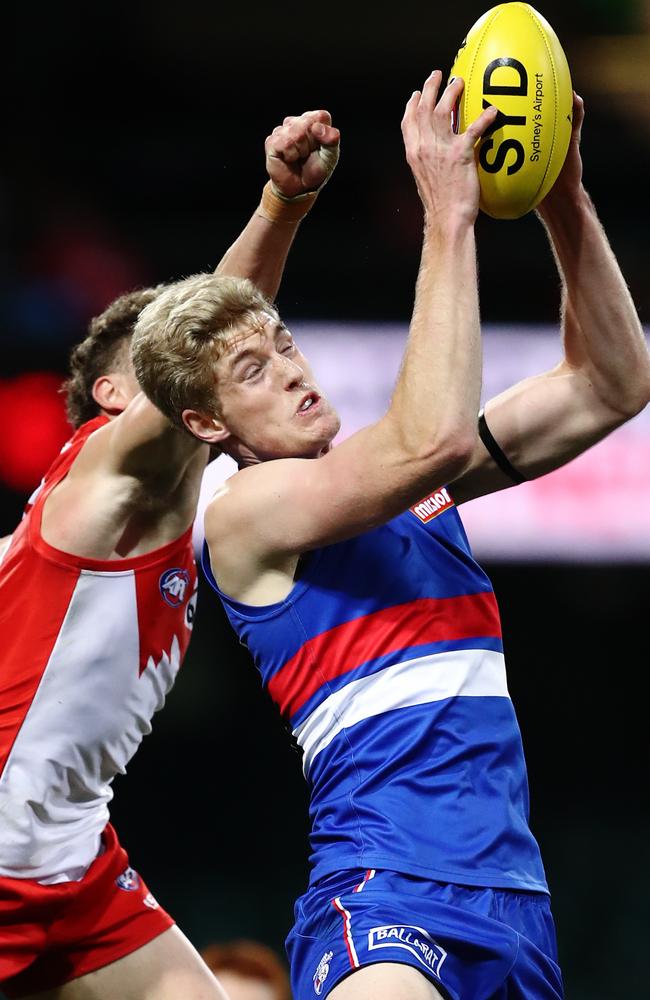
196, 324, 650, 562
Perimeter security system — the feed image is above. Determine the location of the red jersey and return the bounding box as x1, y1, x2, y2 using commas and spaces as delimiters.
0, 418, 197, 883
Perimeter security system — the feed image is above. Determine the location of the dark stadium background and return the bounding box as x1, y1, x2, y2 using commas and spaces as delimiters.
3, 2, 649, 997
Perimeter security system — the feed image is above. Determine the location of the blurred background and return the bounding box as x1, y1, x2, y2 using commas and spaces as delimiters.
3, 1, 649, 997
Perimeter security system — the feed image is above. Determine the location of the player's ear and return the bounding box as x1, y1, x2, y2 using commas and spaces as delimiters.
182, 408, 231, 445
92, 373, 132, 417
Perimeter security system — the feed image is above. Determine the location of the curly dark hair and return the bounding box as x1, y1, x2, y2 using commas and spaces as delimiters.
62, 285, 166, 428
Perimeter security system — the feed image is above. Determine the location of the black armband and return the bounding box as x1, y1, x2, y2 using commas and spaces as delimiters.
478, 409, 527, 485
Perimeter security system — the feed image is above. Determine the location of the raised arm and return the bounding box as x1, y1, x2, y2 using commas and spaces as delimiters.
451, 95, 650, 504
95, 111, 341, 490
41, 113, 341, 560
207, 74, 498, 575
214, 110, 340, 300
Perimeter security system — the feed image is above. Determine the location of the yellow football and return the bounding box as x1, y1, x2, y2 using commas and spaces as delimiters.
449, 2, 573, 219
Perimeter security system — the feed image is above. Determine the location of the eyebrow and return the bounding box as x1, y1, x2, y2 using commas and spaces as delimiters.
226, 321, 291, 373
228, 348, 259, 374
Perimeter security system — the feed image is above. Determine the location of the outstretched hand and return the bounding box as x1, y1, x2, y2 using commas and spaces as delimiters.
265, 110, 340, 199
537, 92, 585, 218
401, 71, 497, 229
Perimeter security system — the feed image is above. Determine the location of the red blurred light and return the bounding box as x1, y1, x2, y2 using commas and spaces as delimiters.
0, 373, 72, 492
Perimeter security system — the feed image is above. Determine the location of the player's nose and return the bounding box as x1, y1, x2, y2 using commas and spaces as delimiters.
278, 354, 305, 389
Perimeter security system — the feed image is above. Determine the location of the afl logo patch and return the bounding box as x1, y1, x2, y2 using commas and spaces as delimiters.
410, 487, 454, 524
116, 866, 140, 891
159, 568, 190, 607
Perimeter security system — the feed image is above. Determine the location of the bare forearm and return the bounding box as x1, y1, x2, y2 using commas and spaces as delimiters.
214, 109, 333, 303
214, 207, 300, 301
390, 220, 482, 461
540, 188, 650, 416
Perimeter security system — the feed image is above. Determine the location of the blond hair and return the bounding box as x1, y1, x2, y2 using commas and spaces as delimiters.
131, 273, 276, 429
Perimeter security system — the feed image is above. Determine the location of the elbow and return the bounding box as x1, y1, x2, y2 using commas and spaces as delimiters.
445, 430, 478, 479
624, 395, 650, 422
613, 371, 650, 421
585, 357, 650, 423
382, 411, 478, 483
414, 425, 478, 481
630, 372, 650, 417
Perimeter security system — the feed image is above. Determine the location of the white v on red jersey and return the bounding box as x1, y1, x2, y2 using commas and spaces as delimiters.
0, 417, 197, 884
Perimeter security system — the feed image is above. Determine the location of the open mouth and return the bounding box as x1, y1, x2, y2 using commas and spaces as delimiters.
297, 392, 320, 414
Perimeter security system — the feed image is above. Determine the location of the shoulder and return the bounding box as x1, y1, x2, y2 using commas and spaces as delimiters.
205, 463, 273, 534
206, 459, 302, 513
204, 458, 307, 551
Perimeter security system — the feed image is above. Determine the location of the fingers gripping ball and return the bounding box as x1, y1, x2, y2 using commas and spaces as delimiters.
449, 2, 573, 219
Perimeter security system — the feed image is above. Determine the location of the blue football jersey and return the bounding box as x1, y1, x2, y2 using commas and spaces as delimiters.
203, 488, 547, 893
